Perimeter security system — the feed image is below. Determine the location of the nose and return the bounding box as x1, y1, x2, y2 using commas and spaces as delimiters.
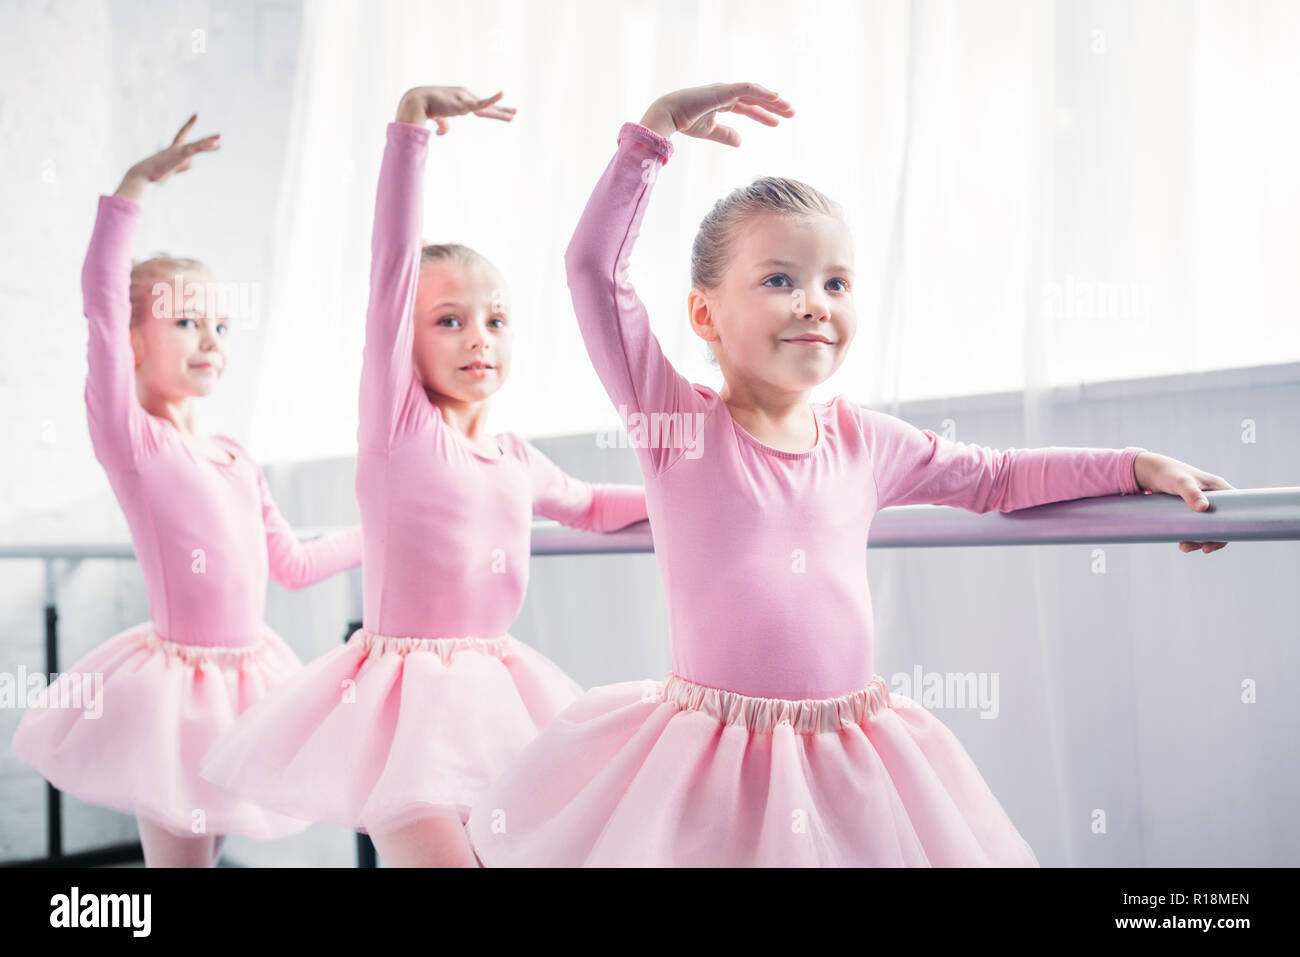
466, 317, 493, 351
798, 285, 831, 321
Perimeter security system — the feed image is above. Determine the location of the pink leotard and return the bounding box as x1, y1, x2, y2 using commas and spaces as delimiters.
353, 122, 647, 640
84, 195, 364, 647
564, 121, 1146, 699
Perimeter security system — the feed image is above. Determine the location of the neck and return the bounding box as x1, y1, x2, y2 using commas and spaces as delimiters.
430, 390, 493, 439
718, 374, 811, 426
136, 378, 197, 434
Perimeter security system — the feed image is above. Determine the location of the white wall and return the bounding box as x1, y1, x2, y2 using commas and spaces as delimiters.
0, 0, 302, 536
0, 0, 305, 860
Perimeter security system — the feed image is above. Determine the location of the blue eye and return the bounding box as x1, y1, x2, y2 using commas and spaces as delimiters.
176, 317, 198, 329
437, 315, 461, 327
488, 316, 507, 328
763, 274, 793, 288
828, 278, 850, 292
216, 322, 230, 335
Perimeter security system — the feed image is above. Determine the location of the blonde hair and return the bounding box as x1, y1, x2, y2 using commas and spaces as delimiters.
420, 242, 493, 272
690, 176, 846, 292
129, 255, 208, 327
691, 177, 847, 366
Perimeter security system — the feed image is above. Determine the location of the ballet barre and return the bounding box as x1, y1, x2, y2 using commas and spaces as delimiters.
2, 484, 1297, 868
2, 487, 1297, 566
528, 486, 1300, 553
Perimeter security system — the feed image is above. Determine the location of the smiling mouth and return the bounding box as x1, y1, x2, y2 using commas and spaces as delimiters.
460, 362, 495, 371
781, 336, 836, 345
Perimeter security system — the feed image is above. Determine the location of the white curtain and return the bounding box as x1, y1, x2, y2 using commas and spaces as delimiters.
249, 0, 1300, 461
246, 0, 1300, 866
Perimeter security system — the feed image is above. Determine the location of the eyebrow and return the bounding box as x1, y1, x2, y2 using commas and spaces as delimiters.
754, 258, 855, 276
428, 300, 508, 311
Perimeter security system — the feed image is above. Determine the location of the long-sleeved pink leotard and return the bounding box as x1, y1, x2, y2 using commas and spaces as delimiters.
354, 123, 647, 640
565, 122, 1147, 699
83, 195, 364, 646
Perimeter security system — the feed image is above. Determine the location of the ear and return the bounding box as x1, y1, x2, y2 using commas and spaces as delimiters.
686, 288, 720, 345
129, 323, 146, 367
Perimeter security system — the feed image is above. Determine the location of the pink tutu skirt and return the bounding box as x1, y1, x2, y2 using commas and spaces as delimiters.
466, 672, 1040, 867
10, 621, 309, 840
199, 627, 583, 834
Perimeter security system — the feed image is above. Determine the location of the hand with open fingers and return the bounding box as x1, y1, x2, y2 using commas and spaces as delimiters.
639, 82, 795, 145
1133, 451, 1236, 554
122, 114, 220, 185
395, 86, 516, 133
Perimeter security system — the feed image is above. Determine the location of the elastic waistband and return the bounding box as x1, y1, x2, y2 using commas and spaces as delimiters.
349, 628, 512, 661
661, 673, 893, 734
141, 628, 272, 667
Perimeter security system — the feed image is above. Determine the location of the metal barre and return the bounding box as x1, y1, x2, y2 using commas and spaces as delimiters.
1, 487, 1297, 561
534, 486, 1300, 553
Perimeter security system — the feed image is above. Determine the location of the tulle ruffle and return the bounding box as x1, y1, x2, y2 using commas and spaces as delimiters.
467, 672, 1040, 867
200, 628, 582, 834
10, 621, 310, 840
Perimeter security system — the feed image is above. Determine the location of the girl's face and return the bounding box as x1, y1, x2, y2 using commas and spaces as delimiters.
412, 260, 513, 404
131, 268, 229, 399
690, 212, 855, 394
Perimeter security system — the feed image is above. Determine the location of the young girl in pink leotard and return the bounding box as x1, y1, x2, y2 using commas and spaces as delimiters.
199, 86, 649, 867
466, 82, 1235, 867
10, 116, 364, 867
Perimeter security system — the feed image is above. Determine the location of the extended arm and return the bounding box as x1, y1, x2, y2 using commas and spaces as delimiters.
861, 406, 1145, 512
518, 438, 648, 532
254, 464, 363, 590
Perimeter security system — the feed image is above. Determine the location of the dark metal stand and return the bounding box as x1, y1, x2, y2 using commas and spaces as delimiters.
344, 619, 378, 868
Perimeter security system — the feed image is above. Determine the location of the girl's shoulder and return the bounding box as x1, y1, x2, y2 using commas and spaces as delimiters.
495, 431, 577, 470
820, 395, 884, 450
688, 382, 722, 402
495, 431, 556, 466
493, 431, 523, 453
210, 433, 252, 464
826, 395, 881, 426
478, 430, 534, 464
685, 381, 740, 415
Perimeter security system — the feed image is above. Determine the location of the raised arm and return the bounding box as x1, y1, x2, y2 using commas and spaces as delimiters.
357, 119, 432, 452
858, 405, 1146, 512
83, 196, 149, 472
86, 116, 220, 471
247, 452, 364, 590
512, 436, 648, 533
359, 88, 517, 453
563, 124, 707, 476
565, 84, 794, 476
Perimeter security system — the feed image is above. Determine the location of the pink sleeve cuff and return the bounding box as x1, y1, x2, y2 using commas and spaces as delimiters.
617, 121, 674, 163
1119, 446, 1146, 494
99, 194, 141, 217
388, 120, 431, 146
